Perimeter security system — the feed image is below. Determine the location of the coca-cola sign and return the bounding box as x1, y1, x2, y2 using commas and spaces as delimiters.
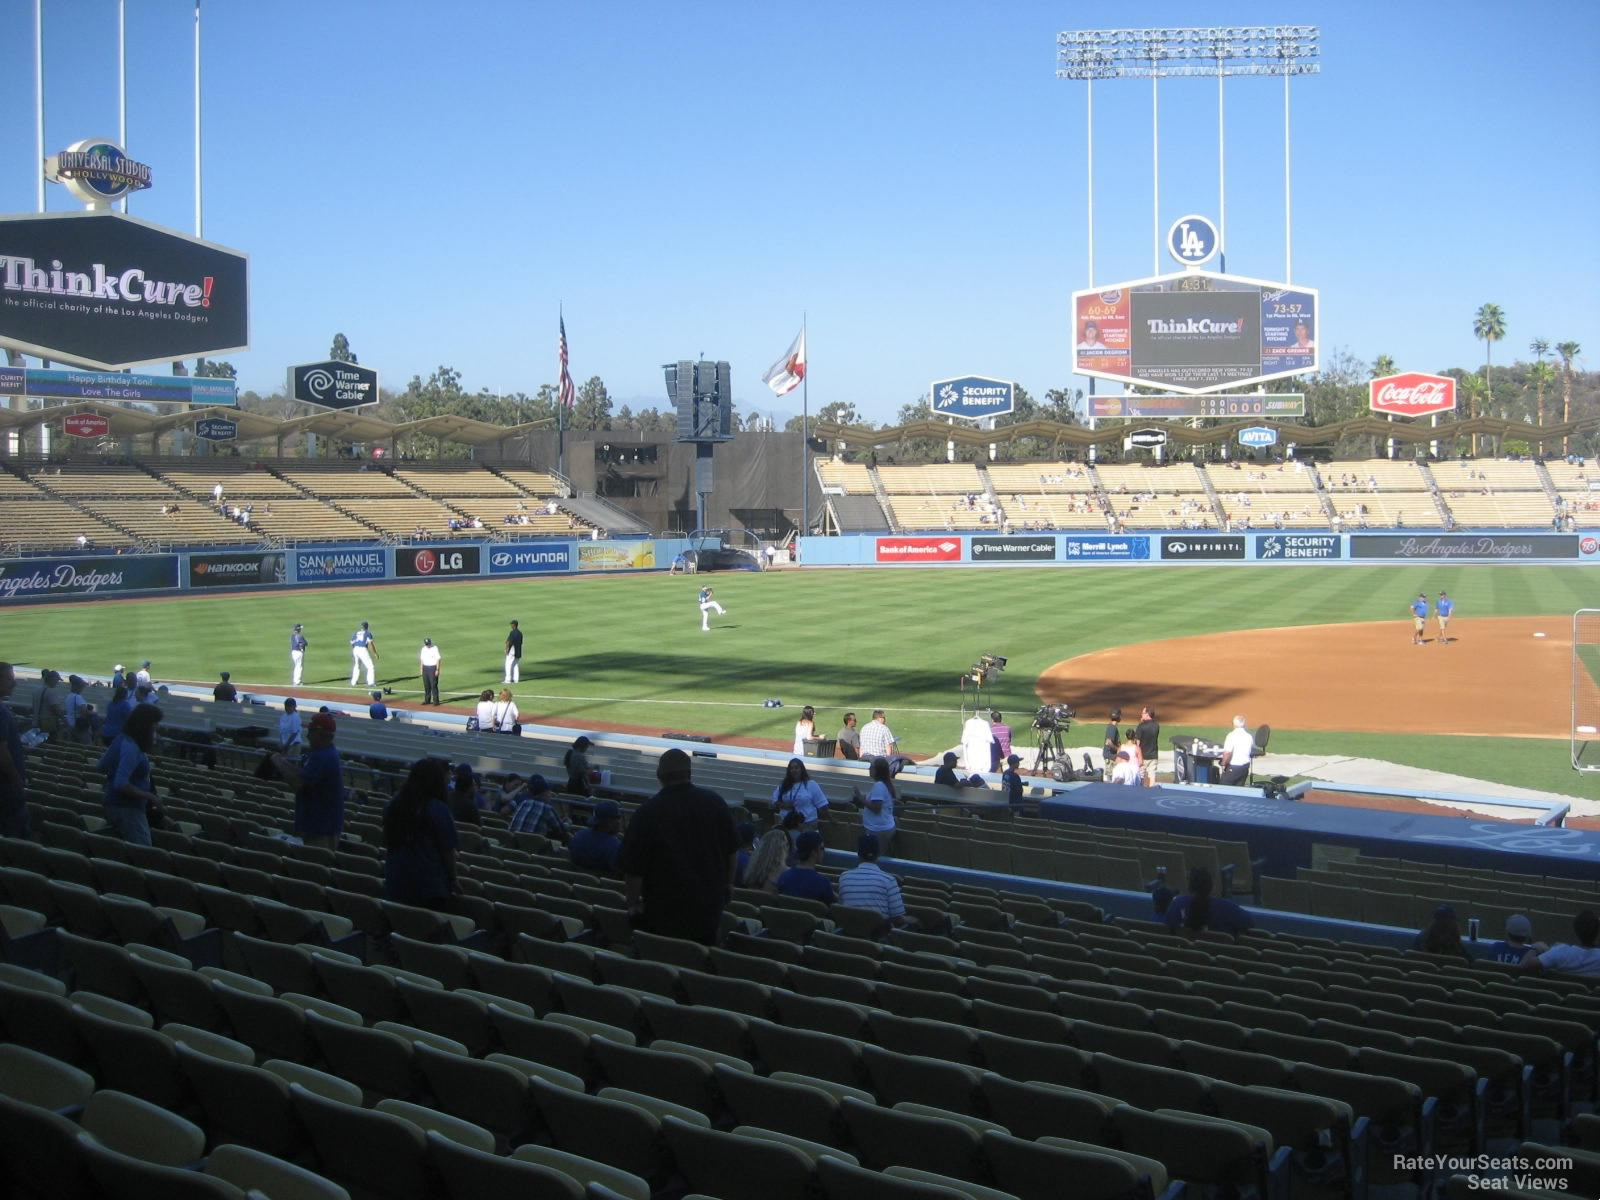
62, 412, 110, 438
1369, 371, 1456, 417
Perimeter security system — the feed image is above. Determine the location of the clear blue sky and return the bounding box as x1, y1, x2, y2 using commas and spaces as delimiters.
2, 1, 1595, 425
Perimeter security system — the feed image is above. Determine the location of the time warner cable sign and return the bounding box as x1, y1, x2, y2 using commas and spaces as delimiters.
0, 211, 248, 371
928, 376, 1014, 421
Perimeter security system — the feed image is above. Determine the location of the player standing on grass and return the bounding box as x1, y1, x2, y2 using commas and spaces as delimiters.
289, 624, 307, 686
698, 586, 726, 632
1410, 594, 1429, 645
504, 620, 523, 684
350, 621, 379, 687
1436, 591, 1453, 644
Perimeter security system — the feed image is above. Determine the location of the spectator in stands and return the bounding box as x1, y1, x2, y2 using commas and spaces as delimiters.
277, 713, 345, 851
1485, 914, 1537, 964
934, 752, 967, 788
776, 831, 835, 904
492, 688, 520, 735
31, 670, 67, 741
563, 735, 595, 797
102, 685, 132, 747
1109, 749, 1140, 786
277, 698, 302, 754
212, 672, 237, 704
368, 691, 389, 721
743, 829, 791, 894
792, 705, 817, 756
732, 821, 757, 885
0, 663, 29, 839
772, 757, 830, 829
1520, 910, 1600, 978
1164, 866, 1252, 937
837, 834, 911, 926
1415, 904, 1470, 962
474, 689, 496, 733
135, 661, 154, 691
858, 709, 897, 760
382, 757, 460, 910
98, 702, 162, 846
857, 755, 897, 854
449, 763, 483, 825
64, 676, 99, 744
620, 748, 739, 945
111, 664, 127, 691
1001, 754, 1025, 805
836, 711, 861, 760
570, 800, 624, 873
506, 775, 569, 844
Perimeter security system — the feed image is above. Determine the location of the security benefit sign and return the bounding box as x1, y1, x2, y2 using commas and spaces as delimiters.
970, 536, 1057, 562
395, 546, 481, 578
928, 376, 1014, 421
1255, 533, 1340, 560
290, 360, 380, 410
0, 211, 248, 371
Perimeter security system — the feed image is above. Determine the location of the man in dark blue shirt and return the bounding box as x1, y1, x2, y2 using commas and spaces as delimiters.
369, 691, 389, 721
569, 800, 623, 873
0, 663, 30, 839
776, 831, 835, 904
278, 713, 346, 850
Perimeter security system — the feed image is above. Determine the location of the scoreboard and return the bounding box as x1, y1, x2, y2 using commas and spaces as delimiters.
1087, 393, 1306, 420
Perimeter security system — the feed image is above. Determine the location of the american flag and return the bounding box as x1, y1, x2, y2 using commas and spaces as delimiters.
558, 315, 576, 411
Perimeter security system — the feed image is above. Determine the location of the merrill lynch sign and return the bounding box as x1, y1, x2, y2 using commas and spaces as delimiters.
1352, 534, 1578, 560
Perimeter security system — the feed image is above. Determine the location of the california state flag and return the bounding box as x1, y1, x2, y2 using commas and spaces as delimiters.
762, 329, 806, 397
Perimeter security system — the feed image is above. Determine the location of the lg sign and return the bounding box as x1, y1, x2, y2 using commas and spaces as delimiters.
1370, 372, 1456, 417
396, 546, 480, 579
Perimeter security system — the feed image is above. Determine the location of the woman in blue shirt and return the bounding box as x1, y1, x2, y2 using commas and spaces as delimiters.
859, 756, 897, 855
101, 686, 133, 746
98, 703, 161, 846
383, 758, 460, 910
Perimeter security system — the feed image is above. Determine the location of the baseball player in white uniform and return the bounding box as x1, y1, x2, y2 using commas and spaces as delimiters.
698, 586, 726, 632
349, 622, 379, 687
289, 624, 307, 686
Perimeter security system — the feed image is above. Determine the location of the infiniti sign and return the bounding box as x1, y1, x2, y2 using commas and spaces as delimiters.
1162, 535, 1245, 560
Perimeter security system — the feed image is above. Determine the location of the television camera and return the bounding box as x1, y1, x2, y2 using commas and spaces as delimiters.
1032, 703, 1074, 732
1032, 703, 1074, 775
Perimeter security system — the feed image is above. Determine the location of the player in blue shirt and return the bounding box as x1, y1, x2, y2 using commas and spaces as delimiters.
1410, 594, 1428, 645
290, 624, 308, 686
1436, 591, 1454, 644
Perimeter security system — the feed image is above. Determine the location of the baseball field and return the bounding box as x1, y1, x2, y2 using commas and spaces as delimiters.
6, 562, 1596, 797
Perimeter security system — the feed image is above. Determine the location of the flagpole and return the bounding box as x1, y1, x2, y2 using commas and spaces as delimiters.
557, 308, 566, 480
800, 313, 808, 543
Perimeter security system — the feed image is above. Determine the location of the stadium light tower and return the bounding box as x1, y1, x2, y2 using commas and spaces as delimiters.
1057, 26, 1320, 283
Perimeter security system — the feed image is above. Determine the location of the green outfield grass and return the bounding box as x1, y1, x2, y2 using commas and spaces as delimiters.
5, 563, 1595, 795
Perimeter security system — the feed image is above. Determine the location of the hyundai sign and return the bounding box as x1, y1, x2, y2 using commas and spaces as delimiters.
928, 376, 1014, 421
1238, 426, 1278, 448
488, 544, 573, 575
0, 211, 249, 371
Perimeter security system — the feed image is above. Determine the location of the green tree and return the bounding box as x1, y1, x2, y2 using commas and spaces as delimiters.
329, 333, 358, 363
1041, 388, 1081, 424
1556, 340, 1583, 452
1473, 303, 1507, 406
194, 359, 236, 379
1526, 361, 1556, 429
383, 365, 466, 458
1372, 354, 1397, 379
791, 399, 861, 433
633, 407, 676, 435
568, 376, 612, 432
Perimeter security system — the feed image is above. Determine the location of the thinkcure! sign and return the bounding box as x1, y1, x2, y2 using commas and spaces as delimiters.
1370, 372, 1456, 417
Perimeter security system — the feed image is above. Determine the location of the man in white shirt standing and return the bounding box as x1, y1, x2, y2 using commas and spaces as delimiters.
277, 698, 303, 754
134, 661, 154, 691
1219, 714, 1255, 785
858, 709, 897, 761
419, 637, 442, 706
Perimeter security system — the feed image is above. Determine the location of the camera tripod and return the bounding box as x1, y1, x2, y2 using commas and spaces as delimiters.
1034, 724, 1067, 776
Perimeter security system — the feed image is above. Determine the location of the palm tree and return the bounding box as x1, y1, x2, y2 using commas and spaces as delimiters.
1526, 362, 1556, 438
1372, 354, 1397, 379
1556, 340, 1582, 454
1473, 304, 1507, 408
1458, 374, 1487, 457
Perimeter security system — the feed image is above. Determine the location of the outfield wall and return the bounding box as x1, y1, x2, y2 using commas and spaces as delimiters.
2, 530, 1594, 605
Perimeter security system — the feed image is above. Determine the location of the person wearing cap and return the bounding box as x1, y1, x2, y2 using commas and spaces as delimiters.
1486, 915, 1537, 965
619, 748, 739, 944
349, 621, 378, 688
570, 800, 624, 873
1436, 590, 1454, 644
837, 834, 910, 926
277, 698, 303, 754
1521, 910, 1600, 978
776, 831, 835, 904
102, 684, 133, 747
1110, 749, 1140, 787
1001, 753, 1025, 804
111, 664, 127, 692
933, 752, 967, 789
273, 712, 346, 850
289, 625, 308, 687
213, 672, 237, 704
368, 691, 389, 721
135, 661, 154, 691
504, 620, 524, 685
419, 637, 442, 705
65, 675, 100, 744
507, 775, 568, 844
1414, 904, 1469, 962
